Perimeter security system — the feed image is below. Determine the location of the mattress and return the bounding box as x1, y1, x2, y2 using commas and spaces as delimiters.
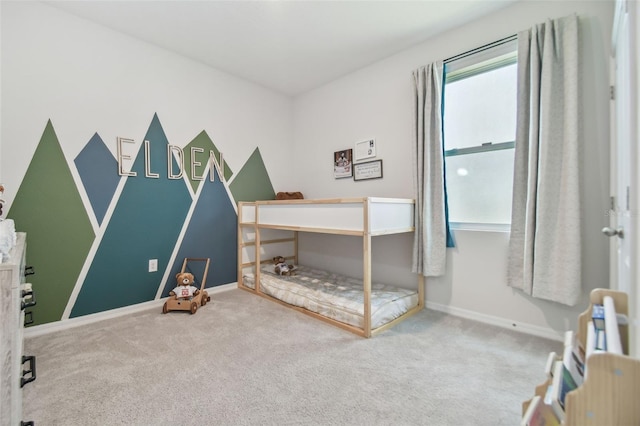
242, 265, 419, 330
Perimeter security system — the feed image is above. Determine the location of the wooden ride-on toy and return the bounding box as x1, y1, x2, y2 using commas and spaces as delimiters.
163, 258, 211, 315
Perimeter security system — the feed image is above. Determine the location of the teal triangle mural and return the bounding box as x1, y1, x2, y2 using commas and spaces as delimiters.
161, 174, 237, 296
70, 114, 192, 317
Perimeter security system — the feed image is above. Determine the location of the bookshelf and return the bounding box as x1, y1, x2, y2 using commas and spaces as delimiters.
523, 288, 640, 425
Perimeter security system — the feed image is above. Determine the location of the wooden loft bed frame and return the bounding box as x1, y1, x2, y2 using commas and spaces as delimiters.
237, 197, 425, 338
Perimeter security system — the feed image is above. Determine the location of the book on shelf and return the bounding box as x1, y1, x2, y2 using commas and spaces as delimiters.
545, 351, 558, 379
543, 381, 564, 423
602, 296, 623, 355
591, 303, 605, 329
586, 321, 605, 357
562, 330, 584, 386
545, 359, 578, 421
521, 395, 561, 426
595, 328, 607, 351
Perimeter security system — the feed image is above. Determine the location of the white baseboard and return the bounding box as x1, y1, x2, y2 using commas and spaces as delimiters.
425, 300, 564, 342
24, 282, 237, 338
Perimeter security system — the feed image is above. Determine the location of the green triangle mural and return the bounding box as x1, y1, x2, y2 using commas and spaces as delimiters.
183, 130, 233, 194
7, 120, 95, 326
229, 147, 275, 202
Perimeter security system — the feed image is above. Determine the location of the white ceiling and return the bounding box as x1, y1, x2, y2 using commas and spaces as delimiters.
48, 0, 519, 97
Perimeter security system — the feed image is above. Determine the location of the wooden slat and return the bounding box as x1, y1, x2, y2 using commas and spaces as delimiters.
257, 224, 363, 236
242, 237, 296, 247
236, 202, 245, 287
256, 197, 368, 205
241, 256, 296, 268
255, 206, 261, 294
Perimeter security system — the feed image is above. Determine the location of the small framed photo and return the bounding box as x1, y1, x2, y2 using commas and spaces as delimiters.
333, 149, 353, 179
354, 139, 376, 162
354, 159, 383, 181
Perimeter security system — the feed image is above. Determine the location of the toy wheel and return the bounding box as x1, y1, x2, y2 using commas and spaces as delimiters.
201, 293, 208, 306
190, 302, 197, 314
162, 302, 168, 314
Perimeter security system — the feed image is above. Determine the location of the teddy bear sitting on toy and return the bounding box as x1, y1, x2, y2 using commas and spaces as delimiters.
273, 256, 296, 276
170, 272, 200, 299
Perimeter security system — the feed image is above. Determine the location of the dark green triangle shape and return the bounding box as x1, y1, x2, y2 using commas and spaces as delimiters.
183, 130, 233, 194
229, 147, 275, 202
7, 120, 95, 326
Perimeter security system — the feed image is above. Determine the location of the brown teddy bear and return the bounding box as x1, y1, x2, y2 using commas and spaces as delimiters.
170, 272, 200, 299
273, 256, 296, 276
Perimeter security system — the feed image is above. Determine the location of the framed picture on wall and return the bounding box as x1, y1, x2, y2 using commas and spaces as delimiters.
333, 149, 353, 179
354, 159, 383, 181
354, 139, 376, 162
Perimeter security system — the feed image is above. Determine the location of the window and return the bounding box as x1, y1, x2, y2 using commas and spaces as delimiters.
443, 41, 517, 226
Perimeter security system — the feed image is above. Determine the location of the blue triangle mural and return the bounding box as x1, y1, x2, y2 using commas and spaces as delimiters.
70, 114, 193, 317
74, 133, 120, 225
161, 174, 238, 296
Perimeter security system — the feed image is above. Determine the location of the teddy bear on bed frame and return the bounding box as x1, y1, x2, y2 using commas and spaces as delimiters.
273, 256, 296, 276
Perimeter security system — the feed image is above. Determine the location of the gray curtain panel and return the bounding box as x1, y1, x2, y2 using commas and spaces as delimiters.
411, 62, 447, 277
508, 15, 581, 306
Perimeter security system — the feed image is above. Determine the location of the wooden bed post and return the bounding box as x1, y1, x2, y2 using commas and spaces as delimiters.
237, 202, 243, 286
363, 199, 372, 337
255, 203, 262, 294
294, 230, 299, 266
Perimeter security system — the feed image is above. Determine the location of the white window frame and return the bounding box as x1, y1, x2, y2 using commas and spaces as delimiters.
443, 40, 517, 232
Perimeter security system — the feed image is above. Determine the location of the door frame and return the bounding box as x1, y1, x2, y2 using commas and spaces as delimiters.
610, 0, 638, 357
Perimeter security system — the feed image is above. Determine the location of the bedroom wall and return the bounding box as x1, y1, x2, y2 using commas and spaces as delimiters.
0, 2, 293, 325
293, 0, 614, 340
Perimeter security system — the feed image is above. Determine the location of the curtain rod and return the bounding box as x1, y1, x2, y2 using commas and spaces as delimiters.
444, 34, 517, 64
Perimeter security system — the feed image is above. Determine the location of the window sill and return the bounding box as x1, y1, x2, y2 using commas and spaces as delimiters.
450, 222, 511, 233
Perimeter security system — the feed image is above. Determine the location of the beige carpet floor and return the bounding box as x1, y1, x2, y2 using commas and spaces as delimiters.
22, 289, 558, 425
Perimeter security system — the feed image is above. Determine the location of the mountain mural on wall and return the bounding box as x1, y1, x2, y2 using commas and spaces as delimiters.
8, 114, 276, 325
74, 133, 120, 225
230, 148, 276, 202
7, 121, 95, 326
161, 130, 238, 297
70, 114, 193, 317
183, 130, 233, 194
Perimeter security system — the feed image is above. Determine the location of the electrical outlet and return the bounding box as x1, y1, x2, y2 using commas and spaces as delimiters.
148, 259, 158, 272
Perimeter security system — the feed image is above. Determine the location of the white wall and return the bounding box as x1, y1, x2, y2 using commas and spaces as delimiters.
293, 0, 614, 340
0, 1, 294, 207
1, 0, 617, 341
